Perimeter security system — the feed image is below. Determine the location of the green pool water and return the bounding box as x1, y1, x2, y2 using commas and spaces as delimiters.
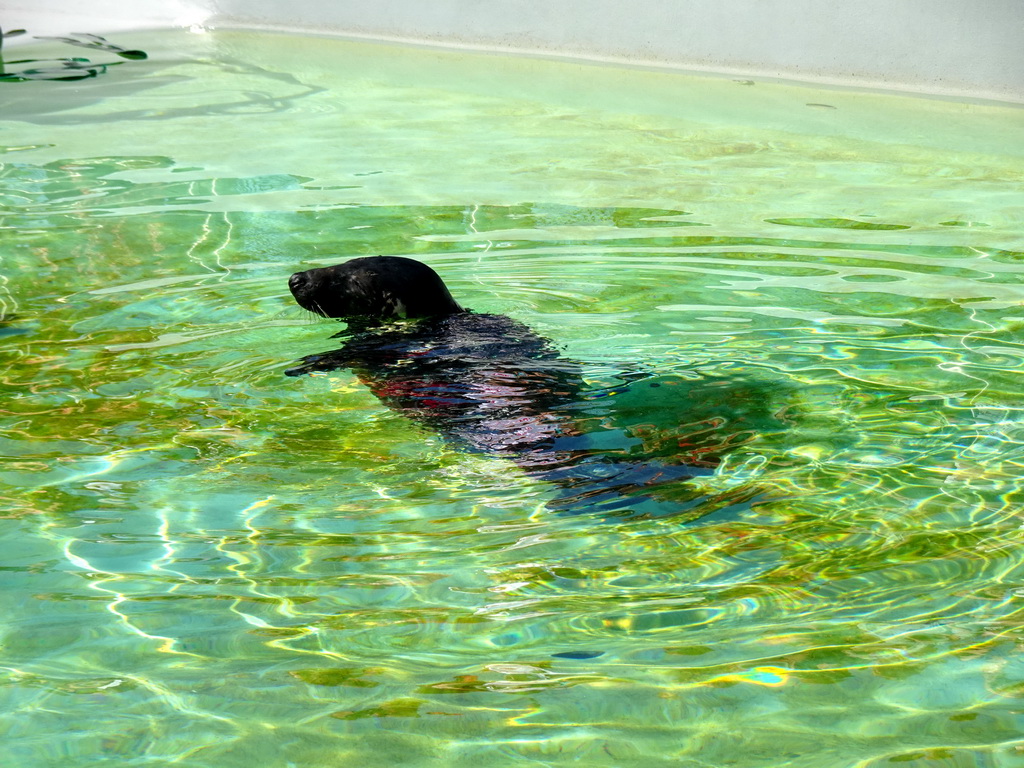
2, 27, 1024, 767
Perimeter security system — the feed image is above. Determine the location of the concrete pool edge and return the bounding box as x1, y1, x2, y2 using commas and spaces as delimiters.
3, 0, 1023, 105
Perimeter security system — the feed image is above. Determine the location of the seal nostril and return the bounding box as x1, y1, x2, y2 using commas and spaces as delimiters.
288, 272, 306, 291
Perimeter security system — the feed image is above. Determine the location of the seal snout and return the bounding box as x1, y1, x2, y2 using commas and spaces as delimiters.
289, 270, 324, 315
288, 271, 308, 294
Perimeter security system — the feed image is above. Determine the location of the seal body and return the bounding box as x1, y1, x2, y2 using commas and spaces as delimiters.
288, 311, 583, 457
287, 256, 763, 521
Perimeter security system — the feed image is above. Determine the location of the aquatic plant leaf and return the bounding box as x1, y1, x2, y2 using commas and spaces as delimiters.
0, 26, 26, 51
75, 34, 149, 60
34, 33, 148, 60
0, 57, 119, 82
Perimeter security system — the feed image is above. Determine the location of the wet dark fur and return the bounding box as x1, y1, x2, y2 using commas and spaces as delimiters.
289, 256, 462, 321
287, 256, 769, 520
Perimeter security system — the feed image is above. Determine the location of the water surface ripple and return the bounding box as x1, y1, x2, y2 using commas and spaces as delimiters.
2, 27, 1024, 768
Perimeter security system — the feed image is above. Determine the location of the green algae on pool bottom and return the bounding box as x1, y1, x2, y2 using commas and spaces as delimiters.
2, 27, 1024, 768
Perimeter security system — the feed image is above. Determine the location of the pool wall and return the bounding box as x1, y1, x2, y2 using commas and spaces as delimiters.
4, 0, 1023, 103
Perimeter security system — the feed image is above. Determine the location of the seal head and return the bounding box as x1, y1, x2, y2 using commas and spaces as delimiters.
288, 255, 464, 321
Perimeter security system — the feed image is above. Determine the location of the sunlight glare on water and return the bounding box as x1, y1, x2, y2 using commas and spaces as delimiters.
2, 27, 1024, 767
